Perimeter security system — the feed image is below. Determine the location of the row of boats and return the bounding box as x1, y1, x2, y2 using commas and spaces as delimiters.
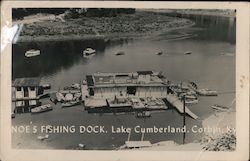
25, 48, 97, 58
156, 51, 192, 56
25, 48, 193, 59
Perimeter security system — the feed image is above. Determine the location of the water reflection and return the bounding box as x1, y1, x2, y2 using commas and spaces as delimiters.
12, 15, 235, 79
13, 39, 106, 79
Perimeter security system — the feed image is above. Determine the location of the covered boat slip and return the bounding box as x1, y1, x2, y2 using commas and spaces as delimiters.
90, 86, 169, 98
85, 96, 168, 110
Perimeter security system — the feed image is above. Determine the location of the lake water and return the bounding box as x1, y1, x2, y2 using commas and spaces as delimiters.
12, 14, 236, 150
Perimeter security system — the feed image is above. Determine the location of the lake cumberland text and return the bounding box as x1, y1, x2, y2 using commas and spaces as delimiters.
111, 125, 187, 134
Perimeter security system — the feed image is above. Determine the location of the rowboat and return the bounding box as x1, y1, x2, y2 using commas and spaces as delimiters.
31, 104, 52, 113
25, 49, 40, 57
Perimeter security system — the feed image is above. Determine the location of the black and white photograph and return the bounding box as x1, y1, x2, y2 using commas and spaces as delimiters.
1, 1, 249, 161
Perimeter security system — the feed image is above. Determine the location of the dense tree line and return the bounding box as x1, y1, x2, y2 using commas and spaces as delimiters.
12, 8, 136, 20
12, 8, 69, 20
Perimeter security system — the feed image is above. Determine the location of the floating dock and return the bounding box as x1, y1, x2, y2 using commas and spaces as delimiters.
165, 94, 198, 119
125, 141, 152, 148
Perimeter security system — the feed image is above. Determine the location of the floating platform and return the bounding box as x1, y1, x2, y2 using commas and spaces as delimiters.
165, 94, 198, 119
124, 141, 152, 149
84, 98, 107, 108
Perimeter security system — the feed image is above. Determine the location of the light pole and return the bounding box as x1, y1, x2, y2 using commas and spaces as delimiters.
182, 95, 186, 144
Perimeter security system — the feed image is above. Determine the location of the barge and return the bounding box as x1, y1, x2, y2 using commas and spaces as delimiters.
81, 71, 198, 119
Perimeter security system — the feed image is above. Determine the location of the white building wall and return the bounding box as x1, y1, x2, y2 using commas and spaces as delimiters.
94, 87, 127, 98
16, 101, 24, 107
15, 88, 23, 99
93, 86, 168, 99
28, 87, 36, 98
29, 100, 37, 106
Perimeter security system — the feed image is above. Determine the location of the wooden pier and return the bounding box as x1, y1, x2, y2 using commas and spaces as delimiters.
165, 94, 198, 119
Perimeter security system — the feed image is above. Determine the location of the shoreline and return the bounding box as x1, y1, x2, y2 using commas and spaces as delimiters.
13, 11, 195, 43
14, 22, 195, 43
143, 9, 236, 18
132, 108, 236, 151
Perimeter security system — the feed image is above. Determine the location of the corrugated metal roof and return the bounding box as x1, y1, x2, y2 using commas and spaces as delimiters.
13, 77, 41, 87
137, 71, 153, 75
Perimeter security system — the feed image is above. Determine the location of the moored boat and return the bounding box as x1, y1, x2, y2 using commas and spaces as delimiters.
136, 111, 151, 118
211, 104, 229, 111
157, 51, 163, 55
196, 88, 218, 96
31, 104, 52, 113
116, 51, 125, 56
41, 84, 51, 89
56, 92, 65, 102
37, 134, 49, 140
61, 100, 80, 108
83, 48, 96, 58
185, 98, 198, 104
25, 49, 40, 57
184, 51, 192, 55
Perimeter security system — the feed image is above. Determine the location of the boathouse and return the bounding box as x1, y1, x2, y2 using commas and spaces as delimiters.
12, 77, 41, 113
84, 71, 170, 99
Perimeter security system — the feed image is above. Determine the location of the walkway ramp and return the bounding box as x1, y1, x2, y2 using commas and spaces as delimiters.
165, 94, 198, 119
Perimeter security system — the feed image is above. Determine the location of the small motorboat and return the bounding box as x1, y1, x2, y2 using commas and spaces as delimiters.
71, 83, 81, 90
61, 100, 80, 108
31, 104, 52, 113
50, 93, 58, 104
41, 84, 51, 89
188, 81, 198, 90
136, 111, 151, 118
37, 134, 49, 140
65, 93, 74, 101
83, 48, 96, 58
211, 104, 229, 112
56, 92, 65, 102
157, 51, 163, 55
184, 51, 192, 55
73, 92, 82, 100
78, 143, 85, 149
196, 88, 218, 96
25, 49, 40, 57
115, 51, 125, 56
